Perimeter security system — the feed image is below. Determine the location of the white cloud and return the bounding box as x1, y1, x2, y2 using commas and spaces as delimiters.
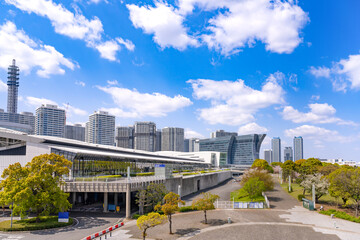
0, 79, 7, 92
25, 96, 57, 107
202, 0, 309, 55
127, 2, 198, 50
282, 103, 356, 126
5, 0, 133, 61
127, 0, 308, 55
309, 66, 330, 78
237, 122, 268, 135
95, 40, 120, 61
310, 53, 360, 92
63, 104, 87, 116
98, 86, 193, 118
75, 80, 85, 87
116, 37, 135, 51
284, 125, 350, 143
311, 95, 320, 101
188, 73, 285, 125
0, 21, 75, 77
185, 128, 204, 139
107, 80, 118, 85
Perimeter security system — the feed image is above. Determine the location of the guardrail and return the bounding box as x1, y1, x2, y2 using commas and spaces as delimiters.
84, 222, 124, 240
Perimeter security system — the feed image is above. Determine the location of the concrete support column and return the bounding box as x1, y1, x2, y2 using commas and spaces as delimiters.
114, 193, 118, 206
84, 192, 88, 204
104, 192, 108, 212
126, 183, 131, 219
72, 192, 76, 206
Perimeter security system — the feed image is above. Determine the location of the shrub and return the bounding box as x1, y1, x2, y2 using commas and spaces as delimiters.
172, 170, 179, 173
183, 172, 199, 176
132, 214, 142, 219
241, 169, 274, 191
179, 206, 196, 212
136, 172, 155, 176
319, 209, 360, 223
297, 194, 305, 201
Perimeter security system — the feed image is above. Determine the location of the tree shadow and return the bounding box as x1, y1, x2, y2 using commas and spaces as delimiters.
175, 228, 201, 236
201, 219, 228, 226
267, 197, 282, 202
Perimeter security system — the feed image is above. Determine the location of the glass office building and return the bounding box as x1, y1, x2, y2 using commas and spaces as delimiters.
199, 134, 265, 166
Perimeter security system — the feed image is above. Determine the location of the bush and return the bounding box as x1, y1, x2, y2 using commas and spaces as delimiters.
297, 194, 305, 201
0, 216, 73, 231
172, 170, 179, 173
132, 214, 141, 219
136, 172, 155, 176
179, 206, 196, 212
319, 209, 360, 223
241, 169, 274, 191
183, 172, 199, 176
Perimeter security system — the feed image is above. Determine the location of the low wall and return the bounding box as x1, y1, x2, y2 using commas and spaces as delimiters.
164, 171, 232, 197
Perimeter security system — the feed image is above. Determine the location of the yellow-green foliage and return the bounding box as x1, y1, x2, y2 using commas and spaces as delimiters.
192, 192, 219, 224
155, 192, 184, 234
0, 154, 72, 219
137, 212, 167, 240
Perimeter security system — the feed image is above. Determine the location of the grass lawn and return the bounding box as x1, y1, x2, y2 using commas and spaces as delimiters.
230, 188, 265, 202
0, 216, 73, 231
280, 182, 346, 205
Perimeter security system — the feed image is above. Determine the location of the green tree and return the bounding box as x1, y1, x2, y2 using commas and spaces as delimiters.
192, 192, 219, 224
300, 173, 329, 202
271, 162, 283, 168
155, 192, 184, 234
137, 212, 167, 240
241, 169, 274, 191
301, 158, 322, 175
251, 159, 273, 173
0, 154, 72, 222
242, 177, 266, 201
282, 160, 296, 182
348, 168, 360, 216
145, 183, 168, 212
319, 164, 339, 176
328, 168, 352, 205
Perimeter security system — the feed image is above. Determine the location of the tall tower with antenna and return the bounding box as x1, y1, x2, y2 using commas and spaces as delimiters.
7, 59, 19, 114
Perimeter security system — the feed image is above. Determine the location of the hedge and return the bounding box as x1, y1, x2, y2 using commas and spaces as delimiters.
319, 209, 360, 223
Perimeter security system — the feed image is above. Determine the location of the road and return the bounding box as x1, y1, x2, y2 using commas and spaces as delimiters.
0, 211, 123, 240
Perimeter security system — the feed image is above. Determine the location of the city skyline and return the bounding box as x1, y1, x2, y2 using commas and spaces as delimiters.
0, 1, 360, 161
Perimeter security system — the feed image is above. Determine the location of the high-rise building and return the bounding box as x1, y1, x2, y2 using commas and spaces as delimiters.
35, 104, 66, 137
161, 127, 184, 151
86, 111, 115, 146
271, 137, 281, 163
115, 126, 134, 149
200, 134, 265, 165
284, 147, 293, 162
0, 109, 35, 134
294, 136, 304, 161
134, 122, 156, 152
155, 130, 162, 151
264, 149, 272, 163
7, 59, 19, 114
184, 139, 190, 152
65, 124, 85, 141
188, 138, 199, 152
211, 130, 238, 138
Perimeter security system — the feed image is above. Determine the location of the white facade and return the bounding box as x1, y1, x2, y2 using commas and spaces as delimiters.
264, 149, 272, 163
271, 137, 281, 163
320, 158, 358, 167
35, 104, 65, 137
294, 136, 304, 161
161, 127, 184, 151
86, 111, 115, 146
158, 151, 226, 167
134, 122, 156, 152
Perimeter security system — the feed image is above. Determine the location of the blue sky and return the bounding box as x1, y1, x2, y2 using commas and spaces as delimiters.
0, 0, 360, 161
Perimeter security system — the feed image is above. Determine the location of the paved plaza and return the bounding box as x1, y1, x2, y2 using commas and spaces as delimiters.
111, 180, 360, 240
